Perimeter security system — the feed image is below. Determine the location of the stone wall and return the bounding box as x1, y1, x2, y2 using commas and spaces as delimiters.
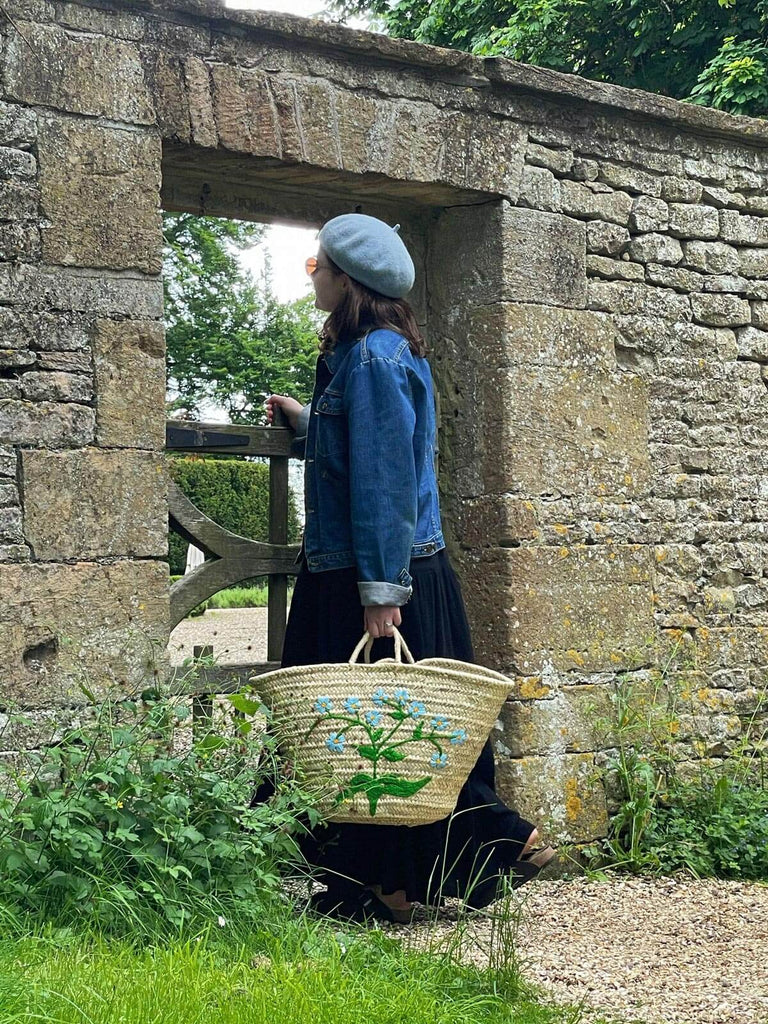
1, 0, 768, 846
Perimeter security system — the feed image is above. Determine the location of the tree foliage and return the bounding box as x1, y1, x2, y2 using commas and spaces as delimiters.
163, 213, 320, 424
336, 0, 768, 117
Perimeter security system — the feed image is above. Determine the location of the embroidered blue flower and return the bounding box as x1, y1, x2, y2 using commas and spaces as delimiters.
314, 696, 333, 715
450, 728, 468, 745
372, 687, 389, 707
364, 709, 383, 727
431, 715, 450, 732
326, 732, 346, 753
430, 751, 448, 769
343, 696, 362, 714
407, 700, 426, 719
393, 688, 411, 707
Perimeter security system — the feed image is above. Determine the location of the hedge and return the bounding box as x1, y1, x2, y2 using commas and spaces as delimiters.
167, 455, 301, 578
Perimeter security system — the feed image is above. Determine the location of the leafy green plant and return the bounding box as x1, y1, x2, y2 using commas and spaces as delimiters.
0, 688, 320, 936
583, 644, 768, 879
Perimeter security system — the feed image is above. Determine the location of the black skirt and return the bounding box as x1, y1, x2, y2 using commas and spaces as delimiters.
280, 547, 534, 909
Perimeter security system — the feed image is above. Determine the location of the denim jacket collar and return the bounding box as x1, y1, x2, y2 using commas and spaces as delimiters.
321, 334, 366, 378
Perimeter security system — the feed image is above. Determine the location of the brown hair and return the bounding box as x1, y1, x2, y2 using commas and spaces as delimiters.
319, 257, 427, 358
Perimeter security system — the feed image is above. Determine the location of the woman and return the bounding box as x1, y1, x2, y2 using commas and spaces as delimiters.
266, 213, 554, 923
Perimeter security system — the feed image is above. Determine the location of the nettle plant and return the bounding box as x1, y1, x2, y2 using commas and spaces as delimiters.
306, 687, 468, 815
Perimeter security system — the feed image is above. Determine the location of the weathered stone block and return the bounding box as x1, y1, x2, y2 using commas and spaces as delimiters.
21, 371, 92, 403
662, 178, 703, 203
630, 196, 668, 233
482, 365, 650, 497
668, 203, 720, 239
466, 302, 617, 370
691, 293, 751, 327
684, 241, 739, 275
0, 222, 41, 261
431, 203, 586, 309
0, 507, 23, 543
526, 142, 573, 174
494, 751, 608, 843
0, 181, 38, 221
0, 448, 16, 477
752, 302, 768, 329
93, 319, 165, 449
720, 210, 768, 247
0, 483, 18, 507
0, 400, 94, 447
587, 280, 646, 314
701, 186, 746, 209
519, 164, 561, 212
587, 255, 645, 282
455, 495, 540, 549
0, 348, 35, 369
738, 248, 768, 279
598, 162, 661, 197
3, 21, 154, 124
0, 544, 30, 561
737, 327, 768, 363
0, 101, 37, 146
38, 116, 162, 274
37, 351, 91, 373
561, 180, 633, 225
0, 265, 163, 318
585, 220, 630, 255
21, 449, 167, 560
498, 684, 615, 756
627, 233, 683, 265
0, 561, 169, 707
183, 56, 218, 148
703, 274, 749, 294
645, 264, 702, 292
0, 147, 36, 179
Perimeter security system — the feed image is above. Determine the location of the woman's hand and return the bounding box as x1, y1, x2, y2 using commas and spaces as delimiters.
364, 605, 402, 639
265, 394, 304, 431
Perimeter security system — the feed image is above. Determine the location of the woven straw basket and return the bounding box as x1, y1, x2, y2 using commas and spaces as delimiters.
249, 628, 512, 826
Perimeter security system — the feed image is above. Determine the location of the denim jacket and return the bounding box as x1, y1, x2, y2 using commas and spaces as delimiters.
291, 328, 445, 606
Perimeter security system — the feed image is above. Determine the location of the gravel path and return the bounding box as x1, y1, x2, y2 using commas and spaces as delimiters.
403, 876, 768, 1024
169, 607, 269, 667
169, 610, 768, 1024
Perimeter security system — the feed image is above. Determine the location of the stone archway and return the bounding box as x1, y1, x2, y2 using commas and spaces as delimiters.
3, 0, 768, 842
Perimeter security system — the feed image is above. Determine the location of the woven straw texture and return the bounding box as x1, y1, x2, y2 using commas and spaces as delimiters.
250, 629, 512, 826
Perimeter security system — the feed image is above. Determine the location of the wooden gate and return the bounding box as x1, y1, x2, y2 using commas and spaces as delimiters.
166, 409, 300, 701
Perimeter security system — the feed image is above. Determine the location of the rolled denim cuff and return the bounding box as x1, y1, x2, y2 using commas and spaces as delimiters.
358, 580, 413, 607
289, 403, 311, 460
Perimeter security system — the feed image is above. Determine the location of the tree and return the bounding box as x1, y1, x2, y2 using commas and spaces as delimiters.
334, 0, 768, 117
163, 213, 320, 423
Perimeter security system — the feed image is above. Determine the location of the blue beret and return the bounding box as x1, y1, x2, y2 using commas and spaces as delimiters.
318, 214, 415, 299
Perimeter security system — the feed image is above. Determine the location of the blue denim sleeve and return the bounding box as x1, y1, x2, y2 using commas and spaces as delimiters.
345, 358, 416, 607
289, 402, 311, 460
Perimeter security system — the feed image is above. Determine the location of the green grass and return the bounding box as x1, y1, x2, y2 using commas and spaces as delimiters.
170, 578, 291, 612
0, 918, 579, 1024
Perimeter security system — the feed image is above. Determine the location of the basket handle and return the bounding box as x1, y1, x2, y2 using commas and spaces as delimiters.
348, 626, 415, 665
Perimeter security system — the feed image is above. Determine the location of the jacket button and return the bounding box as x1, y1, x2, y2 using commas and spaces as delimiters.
426, 544, 435, 552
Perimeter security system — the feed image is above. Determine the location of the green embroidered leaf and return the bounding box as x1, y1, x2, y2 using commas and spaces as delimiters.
380, 748, 406, 762
411, 722, 424, 740
370, 728, 385, 742
356, 744, 378, 761
389, 710, 408, 722
379, 776, 432, 798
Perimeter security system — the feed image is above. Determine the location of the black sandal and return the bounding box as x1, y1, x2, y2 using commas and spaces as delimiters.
309, 887, 398, 923
511, 845, 556, 889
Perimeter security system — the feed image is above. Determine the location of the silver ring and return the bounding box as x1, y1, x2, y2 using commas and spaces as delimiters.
384, 621, 393, 627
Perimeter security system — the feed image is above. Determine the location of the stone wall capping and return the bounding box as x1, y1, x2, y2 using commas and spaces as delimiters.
67, 0, 768, 147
